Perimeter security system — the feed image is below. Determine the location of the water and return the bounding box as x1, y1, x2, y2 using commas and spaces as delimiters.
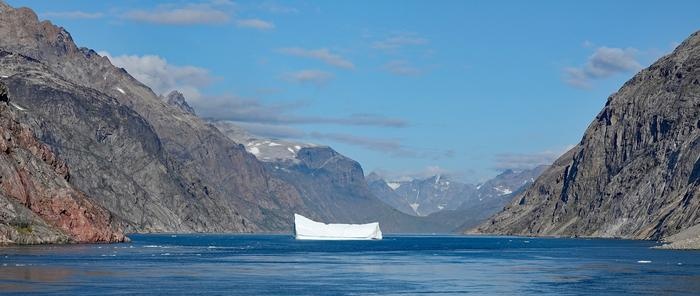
1, 234, 699, 295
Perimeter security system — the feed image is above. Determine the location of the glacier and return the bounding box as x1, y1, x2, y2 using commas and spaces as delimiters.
294, 214, 382, 240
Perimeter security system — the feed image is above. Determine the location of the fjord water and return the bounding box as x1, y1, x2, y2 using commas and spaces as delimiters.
1, 235, 699, 295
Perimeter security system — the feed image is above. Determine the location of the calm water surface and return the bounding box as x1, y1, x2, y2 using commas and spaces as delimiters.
1, 234, 699, 295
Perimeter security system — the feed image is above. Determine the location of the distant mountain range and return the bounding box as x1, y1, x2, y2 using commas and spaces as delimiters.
476, 30, 700, 249
368, 166, 548, 231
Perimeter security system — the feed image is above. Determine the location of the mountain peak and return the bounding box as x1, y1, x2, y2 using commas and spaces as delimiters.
164, 90, 196, 115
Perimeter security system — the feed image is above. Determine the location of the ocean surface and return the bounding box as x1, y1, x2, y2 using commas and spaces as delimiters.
1, 234, 699, 295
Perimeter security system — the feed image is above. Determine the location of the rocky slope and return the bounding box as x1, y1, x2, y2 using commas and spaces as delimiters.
476, 31, 700, 246
0, 1, 441, 234
0, 83, 124, 244
0, 2, 295, 232
212, 120, 441, 232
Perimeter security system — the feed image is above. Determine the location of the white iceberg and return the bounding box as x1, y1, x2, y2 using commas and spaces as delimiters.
294, 214, 382, 240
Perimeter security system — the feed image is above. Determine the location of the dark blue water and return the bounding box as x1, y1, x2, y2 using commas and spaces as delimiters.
1, 235, 699, 295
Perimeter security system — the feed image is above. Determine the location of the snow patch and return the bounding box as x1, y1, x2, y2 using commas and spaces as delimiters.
409, 203, 420, 213
387, 182, 401, 190
268, 142, 281, 147
115, 87, 126, 94
10, 102, 26, 111
0, 75, 8, 78
287, 147, 295, 153
494, 186, 513, 196
249, 146, 260, 155
294, 145, 301, 150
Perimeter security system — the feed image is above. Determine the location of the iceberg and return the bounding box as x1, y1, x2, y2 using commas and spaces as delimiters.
294, 214, 383, 240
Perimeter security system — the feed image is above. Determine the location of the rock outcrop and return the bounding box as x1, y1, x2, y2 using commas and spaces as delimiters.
163, 90, 196, 115
0, 2, 288, 233
476, 31, 700, 243
0, 82, 124, 244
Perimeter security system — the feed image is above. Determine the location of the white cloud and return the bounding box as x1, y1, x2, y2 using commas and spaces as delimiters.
564, 46, 642, 88
493, 145, 575, 170
99, 51, 213, 100
284, 69, 334, 86
41, 11, 103, 19
257, 2, 299, 14
278, 47, 354, 69
382, 60, 421, 76
235, 18, 275, 30
372, 34, 428, 50
123, 1, 232, 25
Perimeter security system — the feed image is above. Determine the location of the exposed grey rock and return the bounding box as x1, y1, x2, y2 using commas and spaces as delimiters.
213, 120, 441, 232
368, 174, 476, 216
163, 90, 196, 115
0, 2, 282, 232
476, 31, 700, 243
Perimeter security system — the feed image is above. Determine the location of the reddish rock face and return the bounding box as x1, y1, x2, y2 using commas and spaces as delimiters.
0, 98, 124, 243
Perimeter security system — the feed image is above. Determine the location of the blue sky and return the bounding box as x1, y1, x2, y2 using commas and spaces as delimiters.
10, 0, 700, 182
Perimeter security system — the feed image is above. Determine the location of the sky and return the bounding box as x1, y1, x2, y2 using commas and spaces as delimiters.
9, 0, 700, 182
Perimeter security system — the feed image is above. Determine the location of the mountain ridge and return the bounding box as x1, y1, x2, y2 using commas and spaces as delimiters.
475, 30, 700, 248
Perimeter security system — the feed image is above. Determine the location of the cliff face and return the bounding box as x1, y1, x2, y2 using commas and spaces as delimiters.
477, 31, 700, 241
0, 2, 292, 232
0, 83, 124, 244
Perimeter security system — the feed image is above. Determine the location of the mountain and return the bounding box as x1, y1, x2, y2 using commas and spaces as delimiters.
0, 2, 282, 233
367, 174, 476, 216
368, 166, 547, 231
476, 31, 700, 248
0, 83, 124, 244
0, 2, 446, 237
211, 120, 442, 233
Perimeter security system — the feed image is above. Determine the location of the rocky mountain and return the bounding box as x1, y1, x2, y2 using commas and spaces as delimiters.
212, 120, 441, 233
367, 174, 476, 216
0, 83, 124, 244
368, 167, 547, 231
369, 166, 547, 217
0, 2, 280, 233
476, 31, 700, 248
162, 90, 196, 115
0, 1, 446, 237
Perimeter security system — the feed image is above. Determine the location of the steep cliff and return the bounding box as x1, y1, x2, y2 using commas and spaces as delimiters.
0, 2, 292, 232
0, 83, 124, 244
477, 31, 700, 244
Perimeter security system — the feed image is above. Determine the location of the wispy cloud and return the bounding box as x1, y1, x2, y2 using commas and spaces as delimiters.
98, 51, 407, 129
235, 18, 275, 30
256, 2, 299, 14
309, 132, 453, 160
99, 52, 213, 100
197, 95, 408, 128
309, 132, 405, 155
372, 34, 428, 51
382, 60, 421, 76
493, 145, 574, 170
227, 122, 308, 139
278, 47, 354, 69
122, 1, 233, 25
564, 46, 642, 89
284, 69, 334, 86
41, 11, 103, 19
